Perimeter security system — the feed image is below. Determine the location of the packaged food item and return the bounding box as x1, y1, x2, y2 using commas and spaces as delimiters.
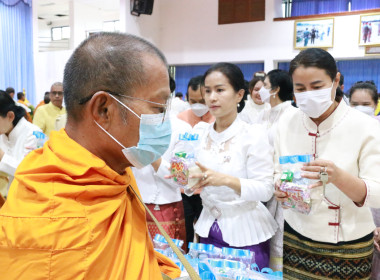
33, 131, 46, 149
170, 133, 202, 196
278, 154, 314, 215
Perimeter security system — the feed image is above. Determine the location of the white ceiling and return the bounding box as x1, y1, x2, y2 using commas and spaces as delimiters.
37, 0, 120, 22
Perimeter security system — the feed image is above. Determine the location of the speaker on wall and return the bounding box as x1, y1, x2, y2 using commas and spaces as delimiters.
130, 0, 154, 16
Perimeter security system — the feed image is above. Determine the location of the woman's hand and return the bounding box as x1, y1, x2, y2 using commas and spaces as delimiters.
274, 180, 290, 208
0, 148, 4, 161
301, 158, 366, 204
300, 159, 343, 189
189, 162, 241, 193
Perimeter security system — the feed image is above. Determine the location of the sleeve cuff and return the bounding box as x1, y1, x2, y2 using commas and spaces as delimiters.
354, 180, 369, 208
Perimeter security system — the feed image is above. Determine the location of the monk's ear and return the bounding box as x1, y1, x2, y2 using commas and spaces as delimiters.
89, 92, 114, 127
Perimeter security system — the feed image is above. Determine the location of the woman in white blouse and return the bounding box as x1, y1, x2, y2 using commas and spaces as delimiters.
0, 93, 43, 197
190, 63, 277, 270
274, 48, 380, 279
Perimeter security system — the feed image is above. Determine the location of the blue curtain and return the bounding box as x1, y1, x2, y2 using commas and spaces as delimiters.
336, 59, 380, 95
0, 0, 36, 105
174, 63, 264, 97
278, 62, 291, 72
291, 0, 349, 17
351, 0, 380, 11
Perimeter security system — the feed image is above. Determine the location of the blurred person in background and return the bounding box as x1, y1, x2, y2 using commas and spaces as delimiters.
349, 80, 380, 122
0, 92, 42, 198
239, 71, 270, 124
33, 82, 66, 138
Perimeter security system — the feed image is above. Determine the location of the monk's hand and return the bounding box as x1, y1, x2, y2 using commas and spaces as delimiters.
301, 159, 342, 189
189, 162, 226, 191
374, 227, 380, 252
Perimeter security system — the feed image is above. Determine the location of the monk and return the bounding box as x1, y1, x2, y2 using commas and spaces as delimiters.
0, 33, 181, 279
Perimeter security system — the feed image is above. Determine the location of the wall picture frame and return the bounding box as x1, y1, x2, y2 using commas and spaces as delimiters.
359, 13, 380, 46
294, 18, 334, 50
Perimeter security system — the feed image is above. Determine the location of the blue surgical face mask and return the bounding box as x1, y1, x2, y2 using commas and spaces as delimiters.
95, 94, 171, 169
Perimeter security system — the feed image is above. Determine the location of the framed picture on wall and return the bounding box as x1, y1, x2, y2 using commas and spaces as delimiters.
294, 18, 334, 50
359, 13, 380, 46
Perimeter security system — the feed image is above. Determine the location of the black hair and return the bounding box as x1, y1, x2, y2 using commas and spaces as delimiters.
203, 62, 245, 92
237, 80, 249, 113
266, 69, 294, 102
339, 72, 344, 86
186, 75, 203, 100
17, 92, 24, 100
5, 87, 14, 95
349, 81, 378, 105
63, 32, 168, 120
249, 76, 265, 92
203, 62, 246, 112
175, 92, 183, 98
0, 91, 26, 126
169, 74, 176, 93
289, 48, 342, 102
44, 91, 51, 104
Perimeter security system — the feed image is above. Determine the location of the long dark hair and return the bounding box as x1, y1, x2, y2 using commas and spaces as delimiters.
203, 62, 247, 112
0, 92, 26, 126
289, 48, 342, 102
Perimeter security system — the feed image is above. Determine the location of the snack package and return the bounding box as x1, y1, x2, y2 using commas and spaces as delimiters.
170, 133, 202, 196
278, 155, 313, 215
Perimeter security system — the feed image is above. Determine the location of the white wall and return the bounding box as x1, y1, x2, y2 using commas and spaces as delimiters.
157, 0, 371, 70
33, 0, 377, 104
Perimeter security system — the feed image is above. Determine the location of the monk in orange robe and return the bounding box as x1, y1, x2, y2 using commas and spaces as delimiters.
0, 33, 181, 279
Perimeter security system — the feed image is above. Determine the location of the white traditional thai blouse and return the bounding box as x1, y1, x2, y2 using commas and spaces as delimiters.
275, 101, 380, 243
194, 117, 277, 247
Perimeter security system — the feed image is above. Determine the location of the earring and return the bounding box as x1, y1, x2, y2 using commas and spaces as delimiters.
237, 103, 240, 107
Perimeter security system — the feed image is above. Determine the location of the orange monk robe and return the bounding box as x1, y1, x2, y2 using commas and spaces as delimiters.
0, 129, 180, 280
34, 100, 45, 113
17, 100, 33, 122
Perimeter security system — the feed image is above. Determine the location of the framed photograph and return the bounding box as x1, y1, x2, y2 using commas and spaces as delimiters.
365, 46, 380, 55
294, 18, 334, 50
359, 13, 380, 46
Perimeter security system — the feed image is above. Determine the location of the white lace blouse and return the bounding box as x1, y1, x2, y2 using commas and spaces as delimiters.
193, 117, 277, 247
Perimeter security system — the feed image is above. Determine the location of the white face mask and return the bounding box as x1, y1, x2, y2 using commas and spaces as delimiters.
190, 103, 209, 117
354, 105, 375, 116
294, 82, 334, 118
258, 86, 276, 103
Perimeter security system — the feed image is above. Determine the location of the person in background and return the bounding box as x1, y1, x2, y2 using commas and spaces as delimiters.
191, 62, 277, 270
33, 82, 66, 138
177, 75, 215, 127
274, 48, 380, 279
255, 69, 296, 272
348, 80, 380, 279
349, 80, 380, 121
256, 69, 295, 146
35, 91, 51, 112
177, 75, 215, 245
239, 72, 270, 124
133, 76, 191, 250
0, 92, 42, 198
5, 87, 15, 99
16, 92, 32, 122
170, 91, 190, 116
0, 32, 180, 279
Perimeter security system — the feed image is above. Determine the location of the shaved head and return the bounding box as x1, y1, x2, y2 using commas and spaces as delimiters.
63, 32, 167, 120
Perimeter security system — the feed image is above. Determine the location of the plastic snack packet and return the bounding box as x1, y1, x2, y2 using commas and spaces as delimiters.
278, 155, 313, 215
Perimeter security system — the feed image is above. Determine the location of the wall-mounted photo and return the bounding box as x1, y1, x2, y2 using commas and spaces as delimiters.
294, 18, 334, 50
359, 13, 380, 46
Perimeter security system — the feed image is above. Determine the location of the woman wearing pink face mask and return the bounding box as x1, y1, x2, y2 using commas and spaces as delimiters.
274, 48, 380, 279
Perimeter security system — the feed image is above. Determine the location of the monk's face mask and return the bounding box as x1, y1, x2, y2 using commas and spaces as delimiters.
94, 94, 172, 169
